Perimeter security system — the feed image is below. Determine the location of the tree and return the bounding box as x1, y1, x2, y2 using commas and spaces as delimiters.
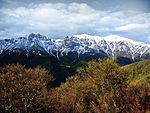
0, 63, 54, 113
50, 58, 130, 112
50, 58, 149, 112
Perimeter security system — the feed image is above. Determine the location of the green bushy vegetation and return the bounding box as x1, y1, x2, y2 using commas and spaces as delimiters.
0, 58, 149, 112
124, 59, 150, 87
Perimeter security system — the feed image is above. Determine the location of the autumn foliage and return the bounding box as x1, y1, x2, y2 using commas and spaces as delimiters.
0, 64, 54, 113
0, 58, 149, 113
49, 58, 149, 113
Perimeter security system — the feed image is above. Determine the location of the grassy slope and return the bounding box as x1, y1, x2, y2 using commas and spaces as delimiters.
124, 59, 150, 75
123, 59, 150, 85
123, 59, 150, 111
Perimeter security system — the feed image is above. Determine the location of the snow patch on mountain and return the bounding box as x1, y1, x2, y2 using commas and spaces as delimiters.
0, 33, 150, 60
71, 34, 150, 59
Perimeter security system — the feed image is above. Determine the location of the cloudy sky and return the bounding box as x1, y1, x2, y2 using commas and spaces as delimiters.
0, 0, 150, 43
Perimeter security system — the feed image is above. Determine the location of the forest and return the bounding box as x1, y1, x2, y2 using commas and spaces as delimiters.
0, 58, 150, 113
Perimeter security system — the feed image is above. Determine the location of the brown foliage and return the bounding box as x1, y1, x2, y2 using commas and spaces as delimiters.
0, 58, 149, 113
0, 63, 54, 113
49, 58, 149, 113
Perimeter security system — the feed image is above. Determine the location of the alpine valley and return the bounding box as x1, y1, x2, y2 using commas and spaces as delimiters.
1, 33, 150, 84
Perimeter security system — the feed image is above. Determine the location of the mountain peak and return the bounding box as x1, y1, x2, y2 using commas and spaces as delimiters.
71, 34, 150, 46
28, 33, 49, 40
28, 33, 37, 39
72, 34, 131, 42
73, 34, 100, 39
1, 33, 150, 60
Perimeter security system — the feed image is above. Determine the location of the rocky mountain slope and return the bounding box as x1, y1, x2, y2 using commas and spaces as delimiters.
0, 33, 150, 60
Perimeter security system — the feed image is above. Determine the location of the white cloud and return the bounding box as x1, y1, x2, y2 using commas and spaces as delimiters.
0, 2, 150, 40
147, 36, 150, 40
116, 23, 150, 31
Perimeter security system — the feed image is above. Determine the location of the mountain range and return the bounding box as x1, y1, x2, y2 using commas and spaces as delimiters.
0, 33, 150, 60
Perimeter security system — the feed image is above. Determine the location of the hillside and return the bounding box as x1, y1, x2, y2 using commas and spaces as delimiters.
124, 59, 150, 111
123, 59, 150, 88
124, 59, 150, 77
0, 57, 150, 112
0, 49, 135, 86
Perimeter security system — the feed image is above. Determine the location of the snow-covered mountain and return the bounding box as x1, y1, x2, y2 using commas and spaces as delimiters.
0, 33, 150, 60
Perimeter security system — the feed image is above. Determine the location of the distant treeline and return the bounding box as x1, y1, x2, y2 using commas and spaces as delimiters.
0, 50, 134, 86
